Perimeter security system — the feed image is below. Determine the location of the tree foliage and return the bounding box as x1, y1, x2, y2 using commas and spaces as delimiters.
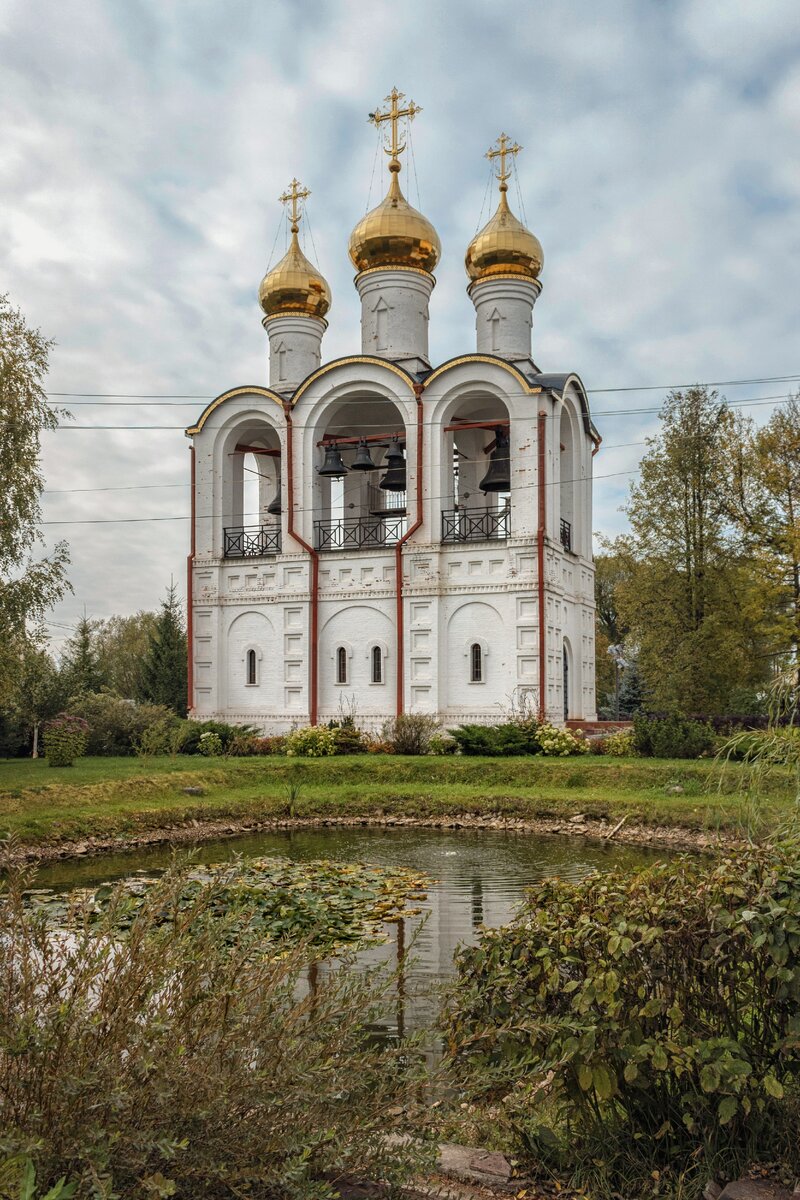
140, 584, 188, 717
94, 610, 157, 700
0, 296, 70, 705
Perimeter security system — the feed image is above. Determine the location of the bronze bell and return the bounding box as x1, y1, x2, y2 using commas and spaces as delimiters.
267, 476, 282, 516
379, 438, 406, 492
318, 443, 347, 477
479, 427, 511, 493
351, 439, 378, 471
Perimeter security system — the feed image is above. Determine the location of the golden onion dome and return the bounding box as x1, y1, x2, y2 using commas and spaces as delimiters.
258, 228, 331, 320
349, 162, 441, 274
465, 185, 543, 284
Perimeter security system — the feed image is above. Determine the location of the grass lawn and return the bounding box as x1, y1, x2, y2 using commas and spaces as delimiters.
0, 753, 796, 849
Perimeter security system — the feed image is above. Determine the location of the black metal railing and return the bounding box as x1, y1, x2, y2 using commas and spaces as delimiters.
442, 506, 509, 544
560, 518, 572, 552
315, 514, 407, 551
223, 525, 281, 558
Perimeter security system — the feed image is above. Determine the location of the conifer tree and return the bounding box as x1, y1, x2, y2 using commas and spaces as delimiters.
140, 584, 188, 717
60, 615, 104, 696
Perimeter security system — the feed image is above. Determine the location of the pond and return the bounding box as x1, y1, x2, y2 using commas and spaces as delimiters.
33, 826, 664, 1035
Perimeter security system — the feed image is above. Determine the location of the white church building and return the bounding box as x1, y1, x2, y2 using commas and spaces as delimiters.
185, 92, 599, 732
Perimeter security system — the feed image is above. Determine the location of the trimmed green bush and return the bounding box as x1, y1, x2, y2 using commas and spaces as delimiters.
174, 718, 255, 755
450, 720, 541, 756
445, 848, 800, 1194
42, 714, 89, 767
633, 712, 715, 758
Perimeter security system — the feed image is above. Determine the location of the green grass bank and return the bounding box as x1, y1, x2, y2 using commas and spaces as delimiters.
0, 754, 796, 854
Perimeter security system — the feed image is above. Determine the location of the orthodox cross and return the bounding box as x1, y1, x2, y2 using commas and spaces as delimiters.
279, 178, 311, 233
369, 87, 421, 163
486, 132, 521, 189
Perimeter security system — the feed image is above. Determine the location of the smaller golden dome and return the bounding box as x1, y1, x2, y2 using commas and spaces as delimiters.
258, 229, 331, 320
465, 186, 543, 284
349, 163, 441, 274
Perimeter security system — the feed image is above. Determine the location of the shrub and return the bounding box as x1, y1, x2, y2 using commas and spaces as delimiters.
0, 866, 433, 1198
68, 692, 180, 756
450, 720, 540, 756
198, 731, 224, 756
228, 734, 287, 756
537, 722, 589, 756
285, 725, 337, 757
428, 733, 458, 756
327, 719, 367, 755
42, 714, 89, 767
382, 713, 440, 755
633, 712, 715, 758
174, 719, 255, 755
444, 848, 800, 1194
602, 727, 637, 757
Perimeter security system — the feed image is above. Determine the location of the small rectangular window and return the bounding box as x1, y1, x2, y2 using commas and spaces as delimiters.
371, 646, 383, 684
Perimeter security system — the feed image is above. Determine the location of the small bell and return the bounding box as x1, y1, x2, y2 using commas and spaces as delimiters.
379, 438, 406, 493
351, 439, 378, 471
479, 427, 511, 493
318, 443, 347, 478
267, 476, 282, 516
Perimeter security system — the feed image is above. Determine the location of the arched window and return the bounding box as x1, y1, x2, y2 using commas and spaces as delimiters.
371, 645, 383, 684
470, 642, 483, 683
336, 646, 348, 685
246, 648, 257, 686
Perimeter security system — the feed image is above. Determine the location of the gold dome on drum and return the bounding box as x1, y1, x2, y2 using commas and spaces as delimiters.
258, 232, 331, 319
349, 162, 441, 274
465, 188, 543, 283
259, 178, 331, 320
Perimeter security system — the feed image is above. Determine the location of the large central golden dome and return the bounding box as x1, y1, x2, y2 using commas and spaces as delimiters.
349, 161, 441, 275
465, 185, 543, 283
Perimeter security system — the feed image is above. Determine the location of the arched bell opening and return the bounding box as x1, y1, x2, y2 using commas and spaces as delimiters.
440, 392, 511, 544
220, 419, 282, 558
559, 406, 578, 554
313, 393, 409, 552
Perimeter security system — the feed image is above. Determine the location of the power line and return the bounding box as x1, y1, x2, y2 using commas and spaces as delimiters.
43, 373, 800, 401
24, 392, 797, 430
38, 466, 640, 526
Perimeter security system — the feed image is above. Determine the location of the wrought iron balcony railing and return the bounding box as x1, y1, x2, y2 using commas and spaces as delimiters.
223, 525, 281, 558
315, 514, 407, 552
441, 506, 509, 544
560, 518, 572, 553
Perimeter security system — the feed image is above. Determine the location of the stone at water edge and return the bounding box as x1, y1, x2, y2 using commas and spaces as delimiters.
182, 787, 205, 796
718, 1181, 794, 1200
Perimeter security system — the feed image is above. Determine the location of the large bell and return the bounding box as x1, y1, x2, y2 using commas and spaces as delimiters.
318, 443, 347, 478
351, 439, 378, 471
479, 428, 511, 493
379, 438, 406, 492
267, 475, 282, 516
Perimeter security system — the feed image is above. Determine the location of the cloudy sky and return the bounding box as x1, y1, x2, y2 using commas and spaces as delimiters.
2, 0, 799, 645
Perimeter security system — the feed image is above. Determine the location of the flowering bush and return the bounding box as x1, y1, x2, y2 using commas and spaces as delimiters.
285, 725, 337, 757
43, 713, 89, 767
428, 734, 458, 756
603, 727, 637, 757
536, 722, 589, 756
198, 731, 224, 757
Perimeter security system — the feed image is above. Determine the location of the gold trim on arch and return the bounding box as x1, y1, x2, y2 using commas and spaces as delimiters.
423, 355, 543, 394
185, 385, 285, 437
290, 356, 418, 406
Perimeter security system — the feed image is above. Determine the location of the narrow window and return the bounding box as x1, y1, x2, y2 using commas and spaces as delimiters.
470, 642, 483, 683
246, 649, 257, 686
336, 646, 347, 685
371, 645, 383, 684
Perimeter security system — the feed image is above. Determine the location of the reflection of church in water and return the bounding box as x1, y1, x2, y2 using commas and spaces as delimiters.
186, 90, 599, 731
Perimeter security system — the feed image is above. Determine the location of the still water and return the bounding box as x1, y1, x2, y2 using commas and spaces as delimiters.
34, 826, 662, 1035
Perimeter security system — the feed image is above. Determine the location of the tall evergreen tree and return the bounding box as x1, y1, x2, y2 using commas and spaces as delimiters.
60, 615, 104, 696
140, 584, 188, 717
